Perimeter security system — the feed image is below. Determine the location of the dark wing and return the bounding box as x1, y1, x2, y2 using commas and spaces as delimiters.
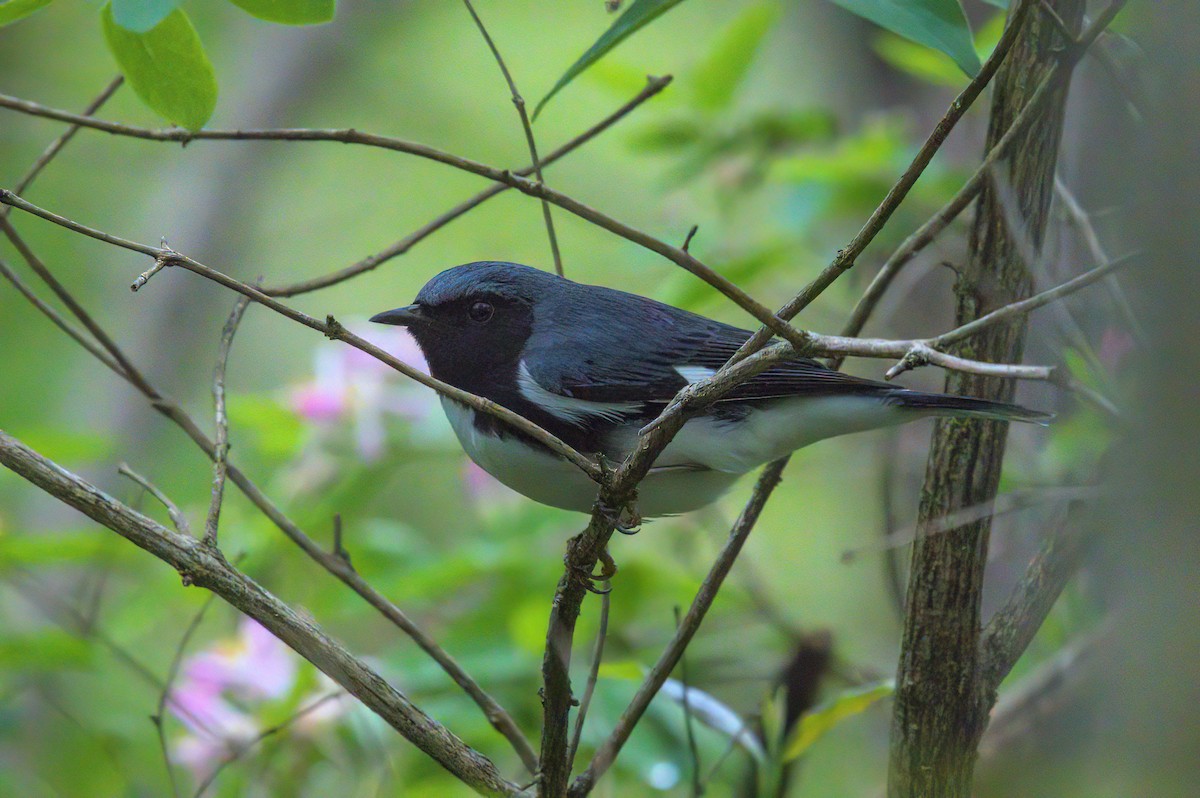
522, 286, 896, 405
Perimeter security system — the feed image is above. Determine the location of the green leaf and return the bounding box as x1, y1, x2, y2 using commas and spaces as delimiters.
0, 0, 53, 27
101, 4, 218, 131
828, 0, 981, 76
980, 0, 1009, 7
110, 0, 179, 33
227, 0, 336, 26
534, 0, 690, 119
689, 2, 779, 111
782, 679, 893, 761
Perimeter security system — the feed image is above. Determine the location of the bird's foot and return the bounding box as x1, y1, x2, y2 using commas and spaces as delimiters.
597, 497, 642, 535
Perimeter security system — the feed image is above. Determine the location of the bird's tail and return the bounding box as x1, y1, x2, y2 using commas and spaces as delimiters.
887, 390, 1054, 426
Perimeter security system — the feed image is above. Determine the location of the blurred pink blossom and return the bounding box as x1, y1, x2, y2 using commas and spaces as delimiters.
167, 617, 346, 782
288, 323, 441, 460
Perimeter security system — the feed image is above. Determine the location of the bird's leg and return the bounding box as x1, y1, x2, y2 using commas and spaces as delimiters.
569, 546, 619, 594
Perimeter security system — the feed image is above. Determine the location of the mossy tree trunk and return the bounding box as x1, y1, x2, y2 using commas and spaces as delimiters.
887, 2, 1085, 796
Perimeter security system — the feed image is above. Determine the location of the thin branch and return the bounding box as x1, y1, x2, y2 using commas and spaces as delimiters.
0, 255, 126, 376
462, 0, 563, 275
934, 250, 1140, 348
568, 583, 611, 766
729, 0, 1038, 367
191, 691, 345, 798
0, 187, 601, 481
204, 296, 251, 548
883, 249, 1139, 379
154, 593, 219, 798
0, 215, 153, 395
569, 458, 789, 796
0, 210, 539, 774
978, 624, 1107, 761
838, 65, 1061, 351
263, 75, 670, 297
0, 429, 525, 797
977, 502, 1089, 694
1, 75, 124, 217
118, 463, 193, 537
1054, 177, 1147, 343
0, 102, 811, 350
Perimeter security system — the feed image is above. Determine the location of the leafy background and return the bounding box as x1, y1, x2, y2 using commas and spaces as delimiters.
0, 1, 1181, 796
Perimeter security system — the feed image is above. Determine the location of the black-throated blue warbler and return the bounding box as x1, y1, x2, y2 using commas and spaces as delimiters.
371, 261, 1049, 516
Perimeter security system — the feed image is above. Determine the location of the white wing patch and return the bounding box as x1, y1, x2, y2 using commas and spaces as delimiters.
674, 365, 717, 385
516, 361, 641, 426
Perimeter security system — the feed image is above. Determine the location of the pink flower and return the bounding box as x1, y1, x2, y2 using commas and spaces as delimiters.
166, 617, 320, 781
182, 618, 296, 702
288, 323, 442, 459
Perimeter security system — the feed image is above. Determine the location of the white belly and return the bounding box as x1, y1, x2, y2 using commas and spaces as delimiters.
440, 398, 742, 516
439, 395, 910, 516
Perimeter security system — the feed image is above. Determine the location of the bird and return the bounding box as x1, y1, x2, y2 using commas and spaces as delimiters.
371, 261, 1050, 518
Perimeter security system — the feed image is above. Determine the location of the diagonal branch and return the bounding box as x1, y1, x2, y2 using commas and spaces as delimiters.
203, 296, 251, 548
263, 75, 670, 297
0, 188, 601, 481
0, 215, 540, 774
0, 94, 809, 348
1, 75, 124, 217
0, 429, 524, 798
568, 458, 789, 796
977, 502, 1088, 695
463, 0, 563, 275
726, 0, 1038, 368
118, 463, 194, 537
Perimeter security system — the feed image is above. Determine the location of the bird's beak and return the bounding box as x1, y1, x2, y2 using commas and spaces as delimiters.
370, 304, 425, 327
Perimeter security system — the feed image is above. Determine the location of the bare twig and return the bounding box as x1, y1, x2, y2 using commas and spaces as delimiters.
1, 75, 124, 217
0, 430, 525, 797
0, 216, 152, 394
0, 106, 811, 349
978, 502, 1089, 693
131, 252, 173, 292
0, 187, 601, 481
204, 296, 251, 548
263, 75, 671, 297
0, 208, 539, 773
882, 249, 1139, 379
118, 463, 193, 537
462, 0, 563, 275
839, 67, 1060, 350
331, 513, 352, 567
569, 458, 789, 796
1054, 178, 1147, 343
0, 255, 125, 375
153, 593, 219, 798
568, 583, 611, 766
730, 0, 1038, 367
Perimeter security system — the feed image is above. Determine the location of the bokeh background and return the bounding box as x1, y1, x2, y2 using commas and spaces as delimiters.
1, 1, 1196, 796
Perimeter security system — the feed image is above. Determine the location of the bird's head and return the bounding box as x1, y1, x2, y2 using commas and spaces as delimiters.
370, 261, 558, 393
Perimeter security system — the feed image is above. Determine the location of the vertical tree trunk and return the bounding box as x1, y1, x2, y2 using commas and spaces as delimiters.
887, 3, 1084, 797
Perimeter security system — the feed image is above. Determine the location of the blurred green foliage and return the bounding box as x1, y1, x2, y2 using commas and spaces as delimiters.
0, 1, 1132, 796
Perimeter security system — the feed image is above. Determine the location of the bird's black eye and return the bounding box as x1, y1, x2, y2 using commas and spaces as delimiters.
468, 301, 494, 323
